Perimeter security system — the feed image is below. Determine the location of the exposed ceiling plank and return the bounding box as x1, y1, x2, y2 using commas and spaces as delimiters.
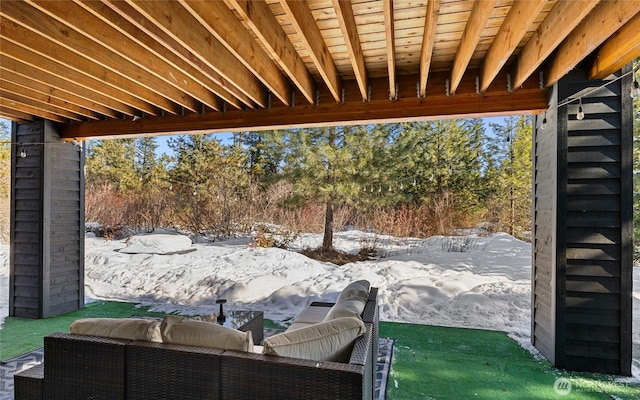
61, 72, 547, 140
180, 0, 292, 106
479, 0, 546, 93
103, 0, 248, 109
0, 86, 84, 121
27, 0, 214, 114
0, 96, 69, 124
0, 35, 159, 117
226, 0, 316, 105
589, 12, 640, 79
125, 0, 267, 108
75, 1, 229, 112
545, 0, 640, 87
382, 0, 396, 100
511, 0, 599, 90
0, 79, 100, 120
0, 55, 133, 118
419, 0, 441, 98
449, 0, 496, 95
0, 106, 34, 122
279, 0, 343, 103
333, 0, 367, 101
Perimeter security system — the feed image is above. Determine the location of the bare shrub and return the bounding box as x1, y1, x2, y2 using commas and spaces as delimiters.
440, 236, 480, 252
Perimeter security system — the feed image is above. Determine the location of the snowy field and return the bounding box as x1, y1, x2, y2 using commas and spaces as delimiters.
0, 230, 638, 380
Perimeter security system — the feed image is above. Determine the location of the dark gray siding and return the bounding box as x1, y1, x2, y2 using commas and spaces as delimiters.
532, 65, 632, 376
10, 120, 84, 318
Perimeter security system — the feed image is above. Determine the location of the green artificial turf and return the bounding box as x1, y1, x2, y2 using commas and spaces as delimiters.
381, 322, 640, 400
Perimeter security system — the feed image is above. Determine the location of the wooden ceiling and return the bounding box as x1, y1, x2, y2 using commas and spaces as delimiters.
0, 0, 639, 140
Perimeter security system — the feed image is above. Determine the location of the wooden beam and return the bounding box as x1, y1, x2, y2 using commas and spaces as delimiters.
0, 66, 120, 119
545, 1, 640, 87
0, 79, 99, 120
0, 87, 83, 121
480, 0, 546, 93
382, 0, 396, 100
511, 0, 599, 90
0, 31, 158, 117
0, 97, 69, 124
419, 0, 441, 97
27, 0, 218, 113
279, 0, 343, 103
180, 0, 292, 106
0, 55, 133, 118
226, 0, 316, 105
103, 0, 249, 109
0, 106, 34, 123
60, 71, 547, 140
77, 0, 240, 111
333, 0, 368, 101
126, 0, 268, 108
589, 13, 640, 79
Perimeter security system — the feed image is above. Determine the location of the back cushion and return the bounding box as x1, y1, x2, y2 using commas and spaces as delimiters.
160, 315, 253, 352
70, 318, 161, 342
323, 297, 366, 321
263, 317, 365, 362
338, 280, 370, 301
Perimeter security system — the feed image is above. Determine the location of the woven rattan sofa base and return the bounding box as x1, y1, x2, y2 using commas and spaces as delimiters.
13, 363, 44, 400
127, 341, 223, 400
44, 332, 130, 400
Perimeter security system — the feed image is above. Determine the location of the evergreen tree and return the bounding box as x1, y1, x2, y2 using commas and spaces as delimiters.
85, 138, 138, 192
0, 120, 10, 241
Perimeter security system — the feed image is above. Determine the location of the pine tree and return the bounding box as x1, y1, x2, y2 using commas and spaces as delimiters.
85, 138, 138, 192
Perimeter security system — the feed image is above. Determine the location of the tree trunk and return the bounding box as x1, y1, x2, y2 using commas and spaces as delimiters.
322, 198, 334, 250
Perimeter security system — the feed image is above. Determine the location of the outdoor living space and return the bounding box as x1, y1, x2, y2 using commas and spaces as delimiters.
1, 233, 639, 399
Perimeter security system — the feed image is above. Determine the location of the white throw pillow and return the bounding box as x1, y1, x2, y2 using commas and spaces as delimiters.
338, 280, 370, 301
69, 318, 162, 342
263, 317, 365, 362
160, 315, 253, 352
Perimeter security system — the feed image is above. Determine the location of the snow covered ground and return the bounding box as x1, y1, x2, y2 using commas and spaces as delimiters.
0, 230, 638, 380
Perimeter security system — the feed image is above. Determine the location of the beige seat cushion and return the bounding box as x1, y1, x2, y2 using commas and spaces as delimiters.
263, 317, 365, 362
70, 318, 161, 342
338, 280, 370, 301
160, 315, 253, 352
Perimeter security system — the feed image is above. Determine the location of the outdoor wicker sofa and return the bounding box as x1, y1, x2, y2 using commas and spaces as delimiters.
14, 286, 379, 400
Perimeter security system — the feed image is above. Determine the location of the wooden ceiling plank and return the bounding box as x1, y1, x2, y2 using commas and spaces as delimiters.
226, 0, 316, 104
0, 8, 175, 116
333, 0, 368, 101
126, 0, 267, 108
102, 0, 248, 109
20, 0, 200, 114
449, 0, 496, 95
0, 87, 84, 121
479, 0, 547, 93
382, 0, 396, 100
180, 0, 292, 106
511, 0, 599, 89
0, 55, 133, 118
280, 0, 343, 103
0, 106, 34, 123
0, 79, 100, 120
545, 0, 640, 87
419, 0, 441, 97
589, 12, 640, 79
0, 96, 69, 124
0, 35, 159, 117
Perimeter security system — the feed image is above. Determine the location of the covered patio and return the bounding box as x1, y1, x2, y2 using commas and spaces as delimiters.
1, 0, 638, 377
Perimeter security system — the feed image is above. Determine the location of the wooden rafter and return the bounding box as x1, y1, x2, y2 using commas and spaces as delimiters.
589, 13, 640, 80
279, 0, 343, 103
511, 0, 599, 90
0, 96, 69, 124
545, 0, 640, 87
0, 85, 84, 121
419, 0, 441, 98
125, 0, 267, 108
0, 106, 33, 122
226, 0, 316, 104
479, 0, 546, 93
0, 27, 160, 116
382, 0, 396, 101
449, 0, 496, 95
179, 0, 292, 106
333, 0, 367, 102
